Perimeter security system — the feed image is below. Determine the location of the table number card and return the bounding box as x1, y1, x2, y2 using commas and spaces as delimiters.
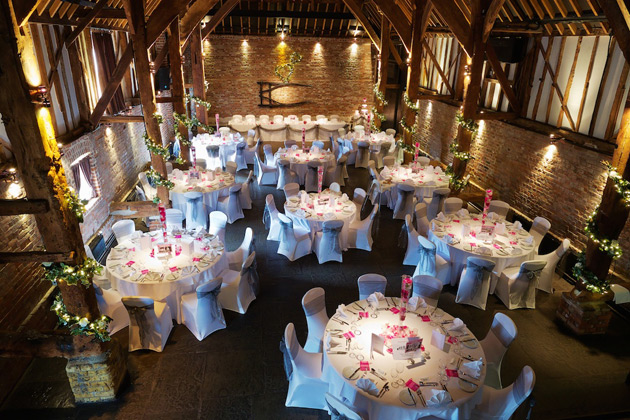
430, 329, 448, 352
371, 333, 384, 356
392, 337, 423, 360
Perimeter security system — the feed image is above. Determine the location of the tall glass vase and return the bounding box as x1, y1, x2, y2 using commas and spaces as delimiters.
400, 275, 413, 323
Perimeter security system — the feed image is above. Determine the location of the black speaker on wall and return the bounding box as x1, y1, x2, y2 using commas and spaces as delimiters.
155, 67, 170, 91
488, 37, 529, 63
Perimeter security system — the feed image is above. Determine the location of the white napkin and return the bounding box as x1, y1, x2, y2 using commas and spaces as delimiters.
366, 292, 385, 307
444, 235, 457, 244
495, 222, 506, 235
511, 248, 522, 255
408, 296, 427, 311
487, 212, 498, 221
291, 145, 298, 151
336, 304, 350, 319
324, 212, 335, 220
448, 318, 466, 332
181, 266, 196, 276
436, 212, 447, 222
356, 378, 379, 396
461, 224, 471, 238
461, 359, 483, 379
456, 208, 469, 218
475, 246, 493, 256
426, 389, 452, 406
523, 236, 534, 245
340, 193, 349, 203
296, 209, 306, 218
326, 334, 341, 350
513, 220, 522, 230
380, 166, 391, 178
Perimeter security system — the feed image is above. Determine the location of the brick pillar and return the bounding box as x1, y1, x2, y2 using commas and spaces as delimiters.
65, 340, 127, 403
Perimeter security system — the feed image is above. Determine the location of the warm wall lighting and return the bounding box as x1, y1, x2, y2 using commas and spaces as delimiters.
314, 42, 321, 52
30, 85, 50, 107
242, 39, 248, 46
280, 32, 286, 40
0, 167, 17, 183
549, 134, 563, 144
544, 144, 557, 161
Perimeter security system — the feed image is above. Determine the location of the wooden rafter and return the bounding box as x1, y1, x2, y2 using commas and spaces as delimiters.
180, 0, 220, 47
342, 0, 380, 51
64, 0, 108, 46
599, 0, 630, 64
483, 0, 507, 41
431, 1, 473, 56
372, 0, 412, 51
422, 38, 453, 94
201, 0, 241, 40
485, 42, 521, 113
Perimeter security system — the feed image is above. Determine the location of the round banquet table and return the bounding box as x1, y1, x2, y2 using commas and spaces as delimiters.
284, 190, 356, 250
380, 164, 450, 208
322, 297, 486, 420
105, 231, 228, 323
168, 169, 234, 214
258, 121, 287, 142
428, 214, 536, 289
318, 120, 347, 139
343, 131, 396, 151
191, 133, 241, 168
274, 148, 336, 184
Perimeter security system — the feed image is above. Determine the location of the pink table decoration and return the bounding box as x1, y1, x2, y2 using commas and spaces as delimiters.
482, 189, 493, 224
158, 202, 167, 241
302, 124, 306, 150
400, 275, 412, 322
317, 166, 324, 193
215, 113, 220, 130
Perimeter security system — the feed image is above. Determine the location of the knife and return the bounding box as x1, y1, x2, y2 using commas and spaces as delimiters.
370, 368, 386, 381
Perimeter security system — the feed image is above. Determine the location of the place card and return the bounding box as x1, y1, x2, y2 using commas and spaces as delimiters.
405, 379, 420, 392
343, 331, 355, 339
193, 257, 201, 262
430, 330, 448, 352
371, 333, 384, 356
169, 266, 179, 272
392, 337, 423, 360
447, 336, 458, 344
126, 260, 135, 266
389, 307, 401, 314
359, 361, 370, 371
141, 269, 149, 275
445, 369, 459, 378
421, 315, 431, 322
359, 311, 369, 318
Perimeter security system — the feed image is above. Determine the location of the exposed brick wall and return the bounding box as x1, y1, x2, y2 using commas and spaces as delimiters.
199, 35, 374, 121
414, 99, 630, 279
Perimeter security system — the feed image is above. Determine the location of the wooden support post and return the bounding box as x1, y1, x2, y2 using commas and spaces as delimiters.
375, 16, 390, 130
191, 24, 208, 127
168, 20, 190, 162
123, 0, 169, 204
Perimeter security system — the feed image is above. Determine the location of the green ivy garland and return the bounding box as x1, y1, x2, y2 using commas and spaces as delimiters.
584, 207, 623, 259
572, 252, 610, 293
455, 112, 479, 135
603, 161, 630, 206
44, 258, 103, 287
143, 133, 184, 164
445, 164, 470, 192
373, 83, 388, 106
175, 131, 191, 147
396, 140, 416, 154
63, 186, 87, 223
153, 112, 164, 125
51, 293, 112, 342
399, 116, 418, 136
403, 93, 420, 113
185, 94, 212, 110
371, 106, 386, 123
173, 112, 214, 134
275, 51, 303, 83
449, 142, 474, 162
146, 167, 175, 190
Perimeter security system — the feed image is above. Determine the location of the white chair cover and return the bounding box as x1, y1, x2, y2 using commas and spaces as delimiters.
529, 216, 551, 253
184, 191, 207, 230
135, 185, 147, 201
352, 188, 367, 221
413, 235, 451, 284
263, 194, 282, 241
263, 144, 276, 166
281, 323, 327, 410
218, 252, 257, 314
412, 275, 443, 307
302, 287, 329, 353
325, 393, 365, 420
239, 170, 254, 210
455, 257, 496, 310
112, 220, 135, 243
425, 187, 450, 221
138, 172, 156, 200
417, 156, 430, 167
228, 227, 254, 271
312, 140, 325, 150
254, 151, 278, 186
244, 137, 258, 165
488, 200, 510, 219
443, 197, 463, 215
401, 215, 422, 266
122, 296, 173, 352
479, 312, 518, 389
357, 273, 387, 300
302, 114, 312, 121
495, 260, 547, 309
165, 208, 183, 231
234, 141, 248, 171
93, 283, 129, 335
195, 158, 207, 170
414, 202, 431, 237
313, 220, 344, 264
285, 139, 298, 148
208, 211, 227, 243
277, 213, 312, 261
217, 184, 244, 224
165, 162, 173, 174
385, 128, 396, 137
355, 141, 370, 168
471, 365, 535, 420
347, 204, 379, 251
325, 155, 345, 187
283, 182, 300, 200
225, 161, 238, 176
181, 277, 226, 341
393, 183, 416, 220
205, 145, 222, 170
329, 182, 341, 193
277, 159, 300, 189
537, 238, 570, 293
304, 160, 323, 193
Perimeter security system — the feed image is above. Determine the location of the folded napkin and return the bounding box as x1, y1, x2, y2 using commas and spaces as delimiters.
426, 389, 452, 406
380, 167, 391, 178
356, 378, 379, 396
408, 296, 427, 311
291, 145, 298, 151
340, 193, 349, 203
456, 208, 469, 218
461, 359, 483, 379
448, 318, 466, 332
523, 235, 534, 245
336, 304, 350, 319
436, 212, 447, 222
326, 334, 342, 350
444, 235, 458, 245
510, 248, 522, 255
144, 272, 162, 282
487, 212, 498, 221
495, 222, 506, 235
296, 209, 306, 217
181, 266, 197, 276
324, 212, 335, 220
366, 292, 385, 307
513, 220, 522, 230
475, 246, 493, 256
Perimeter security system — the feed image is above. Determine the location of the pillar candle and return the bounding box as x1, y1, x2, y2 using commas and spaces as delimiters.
317, 166, 324, 194
482, 189, 493, 224
400, 275, 413, 322
215, 113, 220, 131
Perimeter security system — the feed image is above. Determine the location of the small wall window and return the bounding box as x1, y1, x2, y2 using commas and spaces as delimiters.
70, 155, 98, 203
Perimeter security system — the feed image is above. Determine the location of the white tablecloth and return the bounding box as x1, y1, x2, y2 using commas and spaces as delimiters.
343, 132, 395, 152
191, 133, 242, 167
284, 190, 356, 250
428, 215, 536, 288
322, 298, 485, 420
106, 232, 228, 323
274, 148, 336, 184
169, 170, 234, 214
380, 165, 450, 206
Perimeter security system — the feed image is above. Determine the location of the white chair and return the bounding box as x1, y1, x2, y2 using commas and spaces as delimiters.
479, 312, 518, 390
313, 220, 344, 264
232, 114, 243, 122
304, 160, 323, 193
121, 296, 172, 352
383, 156, 395, 167
355, 141, 370, 168
529, 216, 551, 253
239, 170, 254, 210
184, 192, 207, 230
456, 257, 496, 310
254, 151, 278, 186
259, 114, 270, 123
93, 283, 129, 335
412, 275, 443, 307
347, 204, 379, 251
301, 114, 312, 121
277, 159, 299, 189
274, 114, 285, 123
263, 144, 276, 166
331, 114, 341, 122
352, 188, 367, 221
495, 260, 547, 310
135, 185, 147, 201
206, 145, 222, 170
312, 140, 325, 150
372, 142, 391, 169
217, 252, 257, 314
285, 139, 297, 148
417, 156, 430, 167
228, 227, 254, 271
277, 213, 312, 261
283, 182, 300, 200
324, 156, 345, 187
385, 128, 396, 137
281, 323, 327, 410
316, 114, 326, 121
414, 202, 430, 237
181, 278, 226, 341
302, 287, 329, 353
112, 220, 135, 243
393, 183, 416, 220
443, 197, 463, 215
488, 200, 510, 219
208, 211, 227, 243
217, 184, 244, 224
357, 273, 387, 300
225, 161, 238, 176
471, 365, 535, 420
413, 235, 451, 284
165, 162, 173, 174
264, 194, 282, 241
244, 135, 258, 165
138, 172, 156, 201
537, 238, 570, 293
195, 158, 207, 170
325, 393, 365, 420
402, 215, 423, 266
424, 187, 450, 221
165, 208, 183, 231
328, 182, 341, 193
235, 141, 248, 171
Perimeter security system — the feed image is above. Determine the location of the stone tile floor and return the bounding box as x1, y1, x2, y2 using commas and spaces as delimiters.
1, 166, 629, 419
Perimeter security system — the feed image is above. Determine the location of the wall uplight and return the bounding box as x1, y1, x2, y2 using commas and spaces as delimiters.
549, 134, 563, 144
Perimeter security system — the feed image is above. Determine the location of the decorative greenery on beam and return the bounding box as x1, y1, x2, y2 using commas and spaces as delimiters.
399, 116, 418, 136
371, 106, 386, 123
449, 142, 474, 162
403, 93, 420, 113
603, 161, 630, 206
51, 293, 112, 342
572, 252, 611, 293
445, 164, 470, 193
374, 83, 388, 106
396, 140, 416, 154
63, 186, 87, 223
584, 207, 623, 259
146, 167, 175, 191
173, 112, 214, 135
455, 112, 479, 135
44, 258, 103, 287
185, 94, 212, 110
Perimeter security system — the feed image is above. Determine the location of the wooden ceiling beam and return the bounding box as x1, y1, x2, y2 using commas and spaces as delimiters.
180, 0, 221, 47
145, 0, 190, 49
13, 0, 45, 27
372, 0, 412, 51
485, 42, 521, 113
599, 0, 630, 64
201, 0, 241, 40
483, 0, 507, 41
65, 0, 109, 46
342, 0, 380, 51
431, 1, 473, 56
